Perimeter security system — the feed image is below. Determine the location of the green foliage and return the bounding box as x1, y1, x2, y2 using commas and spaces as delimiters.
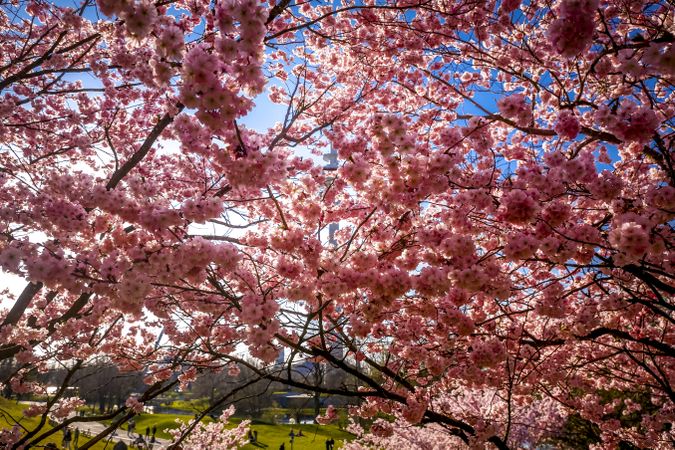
160, 398, 211, 413
544, 389, 667, 449
544, 414, 601, 449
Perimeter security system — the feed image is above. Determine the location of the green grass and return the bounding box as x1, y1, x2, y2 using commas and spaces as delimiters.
241, 423, 352, 450
0, 397, 109, 449
107, 412, 353, 449
1, 398, 354, 450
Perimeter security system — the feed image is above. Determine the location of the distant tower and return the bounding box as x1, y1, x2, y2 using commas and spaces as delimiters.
154, 328, 164, 350
324, 145, 343, 360
323, 146, 339, 246
323, 146, 339, 170
275, 347, 285, 367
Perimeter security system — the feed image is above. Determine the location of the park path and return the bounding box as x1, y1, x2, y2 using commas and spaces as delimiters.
17, 402, 173, 448
73, 421, 172, 449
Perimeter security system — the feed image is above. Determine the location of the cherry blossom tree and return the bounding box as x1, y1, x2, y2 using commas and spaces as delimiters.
0, 0, 673, 449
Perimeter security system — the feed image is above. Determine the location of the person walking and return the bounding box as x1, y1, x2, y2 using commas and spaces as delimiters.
73, 427, 80, 450
127, 418, 135, 437
145, 426, 150, 438
62, 426, 72, 450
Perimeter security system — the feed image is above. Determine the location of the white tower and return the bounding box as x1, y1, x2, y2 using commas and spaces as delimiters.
323, 146, 339, 246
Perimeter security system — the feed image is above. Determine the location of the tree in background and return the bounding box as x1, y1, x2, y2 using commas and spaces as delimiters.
0, 0, 673, 448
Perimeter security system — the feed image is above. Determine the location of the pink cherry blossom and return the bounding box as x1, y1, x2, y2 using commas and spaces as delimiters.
1, 1, 673, 448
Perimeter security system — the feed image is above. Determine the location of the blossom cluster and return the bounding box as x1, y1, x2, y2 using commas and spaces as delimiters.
547, 0, 598, 58
169, 405, 250, 450
595, 101, 661, 143
554, 110, 581, 139
497, 93, 532, 126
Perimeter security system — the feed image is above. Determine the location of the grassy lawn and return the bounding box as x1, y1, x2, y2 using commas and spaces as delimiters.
241, 422, 352, 450
0, 397, 109, 449
108, 412, 352, 449
1, 397, 353, 449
